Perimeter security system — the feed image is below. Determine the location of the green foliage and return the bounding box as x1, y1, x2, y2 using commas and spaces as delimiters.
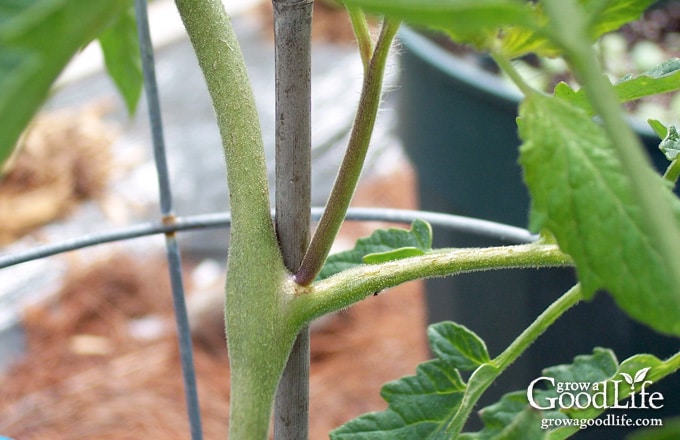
334, 329, 679, 440
342, 0, 655, 58
429, 321, 490, 370
649, 121, 680, 183
502, 0, 656, 57
0, 0, 132, 169
554, 59, 680, 112
648, 119, 669, 140
97, 2, 142, 115
329, 321, 490, 439
317, 219, 432, 280
341, 0, 535, 49
329, 0, 680, 434
581, 0, 657, 39
551, 348, 618, 382
659, 126, 680, 162
462, 391, 556, 440
518, 92, 680, 336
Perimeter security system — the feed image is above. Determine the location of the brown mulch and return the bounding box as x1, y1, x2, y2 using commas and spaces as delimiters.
0, 159, 428, 439
0, 106, 115, 245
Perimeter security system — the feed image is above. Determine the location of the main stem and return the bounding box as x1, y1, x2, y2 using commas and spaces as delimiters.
272, 1, 313, 439
175, 1, 289, 439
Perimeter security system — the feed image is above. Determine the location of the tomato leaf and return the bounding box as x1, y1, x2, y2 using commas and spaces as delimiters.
341, 0, 536, 49
458, 349, 620, 439
554, 58, 680, 112
648, 119, 668, 139
330, 321, 489, 439
0, 0, 130, 168
428, 321, 490, 371
518, 92, 680, 336
97, 1, 142, 115
659, 126, 680, 162
317, 219, 432, 280
503, 0, 655, 58
583, 0, 657, 39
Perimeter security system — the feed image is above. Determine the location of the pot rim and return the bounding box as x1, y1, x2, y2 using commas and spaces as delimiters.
398, 26, 523, 103
397, 26, 657, 139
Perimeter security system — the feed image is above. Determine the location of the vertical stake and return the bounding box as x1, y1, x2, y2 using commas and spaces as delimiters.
273, 1, 313, 439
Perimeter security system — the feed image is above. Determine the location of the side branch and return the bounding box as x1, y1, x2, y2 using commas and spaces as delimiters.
295, 19, 401, 285
346, 6, 373, 71
291, 243, 572, 324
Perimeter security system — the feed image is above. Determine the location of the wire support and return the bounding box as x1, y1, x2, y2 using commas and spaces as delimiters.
0, 208, 537, 270
134, 0, 203, 438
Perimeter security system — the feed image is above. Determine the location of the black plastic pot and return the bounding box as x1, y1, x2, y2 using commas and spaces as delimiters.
397, 27, 678, 436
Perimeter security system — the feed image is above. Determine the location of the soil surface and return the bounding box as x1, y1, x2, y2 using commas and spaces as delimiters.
0, 157, 429, 439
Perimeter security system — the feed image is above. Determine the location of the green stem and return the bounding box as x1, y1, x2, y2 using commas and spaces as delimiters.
174, 0, 276, 239
174, 1, 288, 439
543, 0, 680, 294
491, 52, 535, 97
661, 351, 680, 378
295, 18, 400, 285
664, 159, 680, 184
291, 243, 571, 324
446, 284, 583, 437
346, 5, 373, 71
494, 284, 582, 368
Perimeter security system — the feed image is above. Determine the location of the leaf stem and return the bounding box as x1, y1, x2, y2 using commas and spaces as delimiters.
291, 243, 571, 324
491, 52, 535, 97
346, 5, 373, 72
294, 18, 401, 286
664, 159, 680, 184
446, 284, 582, 437
494, 284, 582, 368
